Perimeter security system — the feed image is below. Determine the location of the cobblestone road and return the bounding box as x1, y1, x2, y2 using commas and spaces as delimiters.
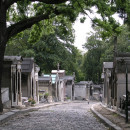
0, 101, 108, 130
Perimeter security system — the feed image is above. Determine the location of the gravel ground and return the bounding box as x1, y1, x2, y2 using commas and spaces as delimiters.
0, 101, 109, 130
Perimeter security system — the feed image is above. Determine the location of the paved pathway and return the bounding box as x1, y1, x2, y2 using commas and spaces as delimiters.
0, 101, 108, 130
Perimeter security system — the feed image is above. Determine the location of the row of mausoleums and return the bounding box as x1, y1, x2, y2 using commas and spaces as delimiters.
38, 70, 75, 102
1, 56, 102, 108
102, 53, 130, 111
38, 73, 102, 102
1, 56, 40, 108
74, 81, 102, 101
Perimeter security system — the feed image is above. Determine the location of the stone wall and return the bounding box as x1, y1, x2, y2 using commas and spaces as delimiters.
116, 73, 130, 107
74, 85, 86, 99
1, 88, 11, 108
1, 88, 9, 103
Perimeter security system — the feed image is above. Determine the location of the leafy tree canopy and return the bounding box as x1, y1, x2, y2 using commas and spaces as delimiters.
5, 15, 84, 81
82, 25, 130, 83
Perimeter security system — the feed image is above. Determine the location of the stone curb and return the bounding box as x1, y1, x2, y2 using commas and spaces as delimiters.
91, 103, 122, 130
101, 103, 130, 120
0, 101, 71, 125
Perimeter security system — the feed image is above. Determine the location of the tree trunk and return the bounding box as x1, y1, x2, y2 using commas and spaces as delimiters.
0, 0, 7, 112
113, 36, 117, 106
0, 43, 6, 112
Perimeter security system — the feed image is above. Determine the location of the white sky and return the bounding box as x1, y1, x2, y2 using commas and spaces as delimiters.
73, 10, 123, 53
73, 15, 93, 53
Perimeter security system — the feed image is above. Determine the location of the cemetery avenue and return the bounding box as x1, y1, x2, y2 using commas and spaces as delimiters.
0, 1, 129, 129
0, 101, 108, 130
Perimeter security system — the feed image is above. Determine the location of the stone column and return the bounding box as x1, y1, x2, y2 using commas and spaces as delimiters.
86, 85, 89, 100
71, 81, 73, 100
36, 80, 38, 102
17, 62, 22, 105
11, 65, 17, 106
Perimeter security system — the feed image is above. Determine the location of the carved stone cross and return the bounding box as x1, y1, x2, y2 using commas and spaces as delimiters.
57, 63, 60, 71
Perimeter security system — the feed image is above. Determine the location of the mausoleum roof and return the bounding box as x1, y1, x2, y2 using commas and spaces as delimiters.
63, 76, 74, 80
80, 81, 93, 84
21, 58, 34, 72
4, 56, 22, 62
51, 70, 65, 73
103, 62, 113, 69
91, 85, 101, 89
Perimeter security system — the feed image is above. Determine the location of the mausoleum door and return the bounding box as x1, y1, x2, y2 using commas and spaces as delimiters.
72, 84, 75, 100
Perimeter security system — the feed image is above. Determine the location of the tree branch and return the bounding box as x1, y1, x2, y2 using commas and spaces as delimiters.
6, 0, 68, 9
6, 6, 62, 40
76, 0, 99, 27
7, 13, 50, 40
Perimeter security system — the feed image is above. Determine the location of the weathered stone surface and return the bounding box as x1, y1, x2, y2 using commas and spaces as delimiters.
0, 101, 107, 130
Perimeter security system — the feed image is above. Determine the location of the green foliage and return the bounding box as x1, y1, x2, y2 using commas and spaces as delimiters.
82, 25, 130, 83
44, 93, 49, 99
93, 17, 122, 38
28, 98, 36, 104
115, 0, 130, 26
5, 15, 83, 81
80, 17, 86, 23
116, 25, 130, 52
5, 0, 130, 84
20, 49, 35, 58
88, 0, 129, 38
28, 23, 43, 43
1, 0, 129, 114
